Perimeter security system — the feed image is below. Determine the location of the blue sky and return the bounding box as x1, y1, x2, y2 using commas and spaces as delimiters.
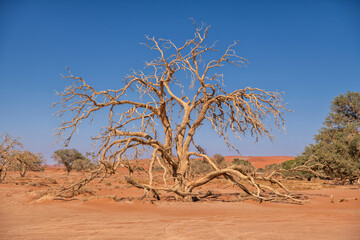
0, 0, 359, 163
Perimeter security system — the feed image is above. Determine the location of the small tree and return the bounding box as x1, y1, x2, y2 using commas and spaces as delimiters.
296, 91, 360, 184
53, 149, 85, 175
0, 134, 23, 183
9, 151, 44, 177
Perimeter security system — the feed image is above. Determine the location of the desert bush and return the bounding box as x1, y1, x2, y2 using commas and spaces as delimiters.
189, 159, 213, 176
232, 158, 255, 173
151, 164, 164, 173
44, 177, 58, 185
264, 163, 280, 172
72, 158, 96, 173
279, 159, 297, 170
190, 154, 229, 177
213, 154, 228, 169
32, 166, 45, 172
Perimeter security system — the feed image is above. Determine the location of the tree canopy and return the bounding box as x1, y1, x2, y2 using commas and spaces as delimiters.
296, 91, 360, 183
53, 149, 86, 175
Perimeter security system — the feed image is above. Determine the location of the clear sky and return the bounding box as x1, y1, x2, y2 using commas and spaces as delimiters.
0, 0, 359, 163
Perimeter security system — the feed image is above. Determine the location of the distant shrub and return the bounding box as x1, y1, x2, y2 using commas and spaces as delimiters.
33, 166, 45, 172
152, 164, 164, 173
190, 154, 229, 177
53, 149, 86, 175
72, 158, 96, 173
264, 163, 280, 174
189, 159, 213, 176
232, 158, 255, 173
213, 154, 228, 169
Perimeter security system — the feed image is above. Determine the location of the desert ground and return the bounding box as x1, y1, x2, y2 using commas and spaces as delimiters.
1, 156, 359, 240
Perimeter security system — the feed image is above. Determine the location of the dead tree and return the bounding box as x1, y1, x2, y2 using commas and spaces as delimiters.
0, 134, 23, 182
54, 22, 311, 203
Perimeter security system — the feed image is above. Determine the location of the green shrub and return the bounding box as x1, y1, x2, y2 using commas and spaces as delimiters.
264, 163, 280, 174
280, 159, 315, 180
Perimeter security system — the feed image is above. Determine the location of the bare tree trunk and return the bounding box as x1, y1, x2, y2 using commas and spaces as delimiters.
20, 161, 26, 177
0, 167, 7, 183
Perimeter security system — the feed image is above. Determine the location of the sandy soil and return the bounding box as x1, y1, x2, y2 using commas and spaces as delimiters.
1, 167, 360, 240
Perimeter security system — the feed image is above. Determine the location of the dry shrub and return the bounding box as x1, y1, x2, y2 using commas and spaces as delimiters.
232, 158, 255, 174
190, 159, 213, 176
